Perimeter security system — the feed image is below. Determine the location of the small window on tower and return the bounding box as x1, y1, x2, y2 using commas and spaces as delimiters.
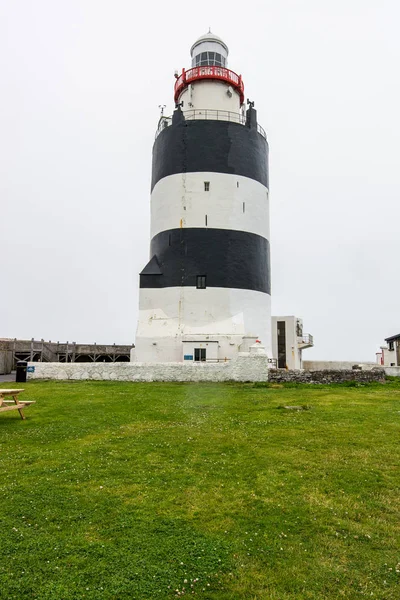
196, 275, 206, 289
204, 181, 210, 191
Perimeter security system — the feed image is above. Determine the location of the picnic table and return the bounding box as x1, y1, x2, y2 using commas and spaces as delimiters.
0, 389, 35, 420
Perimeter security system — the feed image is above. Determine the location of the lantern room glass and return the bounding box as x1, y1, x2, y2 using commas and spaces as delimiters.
192, 52, 226, 67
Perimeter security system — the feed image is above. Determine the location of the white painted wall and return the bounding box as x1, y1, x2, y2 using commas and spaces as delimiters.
151, 173, 269, 239
271, 316, 311, 369
26, 353, 270, 383
135, 287, 271, 363
380, 345, 397, 366
179, 80, 242, 115
303, 360, 379, 371
182, 340, 219, 362
384, 366, 400, 376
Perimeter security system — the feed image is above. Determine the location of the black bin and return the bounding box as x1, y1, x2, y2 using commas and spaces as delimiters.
16, 361, 28, 383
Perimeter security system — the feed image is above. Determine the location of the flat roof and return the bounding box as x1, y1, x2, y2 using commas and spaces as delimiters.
385, 333, 400, 342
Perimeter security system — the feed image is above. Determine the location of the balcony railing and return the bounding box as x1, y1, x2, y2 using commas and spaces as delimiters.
174, 66, 244, 104
298, 334, 314, 348
184, 108, 247, 124
155, 116, 172, 138
155, 109, 267, 140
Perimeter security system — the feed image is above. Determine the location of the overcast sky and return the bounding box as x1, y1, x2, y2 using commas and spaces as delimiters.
1, 0, 399, 361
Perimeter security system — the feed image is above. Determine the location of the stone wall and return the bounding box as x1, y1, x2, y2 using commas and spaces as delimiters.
269, 369, 385, 384
303, 360, 378, 371
384, 366, 400, 377
26, 354, 270, 383
26, 361, 390, 385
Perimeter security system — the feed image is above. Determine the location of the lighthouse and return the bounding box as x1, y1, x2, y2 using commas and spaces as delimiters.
134, 32, 271, 363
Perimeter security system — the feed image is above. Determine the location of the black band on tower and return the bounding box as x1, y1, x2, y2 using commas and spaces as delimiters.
151, 119, 269, 191
140, 228, 271, 294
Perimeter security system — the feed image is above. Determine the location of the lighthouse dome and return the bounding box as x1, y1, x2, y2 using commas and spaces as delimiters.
190, 31, 229, 68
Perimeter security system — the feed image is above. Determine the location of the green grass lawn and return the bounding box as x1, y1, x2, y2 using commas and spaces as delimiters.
0, 380, 399, 600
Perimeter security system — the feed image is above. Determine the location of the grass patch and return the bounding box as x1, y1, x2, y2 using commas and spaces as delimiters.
0, 380, 399, 599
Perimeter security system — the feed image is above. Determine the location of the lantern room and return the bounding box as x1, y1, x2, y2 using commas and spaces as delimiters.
174, 31, 244, 115
190, 31, 229, 68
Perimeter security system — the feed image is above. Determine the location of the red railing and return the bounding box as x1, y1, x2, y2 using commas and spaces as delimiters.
174, 67, 244, 104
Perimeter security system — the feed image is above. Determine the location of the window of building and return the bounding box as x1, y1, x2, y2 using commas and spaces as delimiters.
277, 320, 286, 369
388, 341, 394, 351
193, 52, 226, 67
243, 202, 245, 213
196, 275, 206, 289
194, 348, 206, 362
205, 214, 208, 226
204, 181, 210, 191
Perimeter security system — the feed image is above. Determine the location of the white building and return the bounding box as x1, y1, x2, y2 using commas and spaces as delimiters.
134, 32, 271, 363
376, 334, 400, 367
271, 316, 314, 369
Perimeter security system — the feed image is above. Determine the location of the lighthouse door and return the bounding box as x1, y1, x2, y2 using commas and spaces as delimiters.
194, 348, 206, 362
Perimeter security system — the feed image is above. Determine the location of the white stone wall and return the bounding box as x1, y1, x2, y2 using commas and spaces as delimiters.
179, 80, 241, 115
151, 173, 269, 240
384, 366, 400, 376
303, 360, 379, 371
27, 354, 270, 383
135, 287, 272, 362
182, 339, 219, 362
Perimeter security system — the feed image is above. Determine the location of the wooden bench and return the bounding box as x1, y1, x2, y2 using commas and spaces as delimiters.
0, 389, 35, 420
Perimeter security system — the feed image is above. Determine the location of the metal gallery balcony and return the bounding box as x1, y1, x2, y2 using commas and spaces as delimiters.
174, 66, 245, 104
298, 334, 314, 349
155, 109, 267, 140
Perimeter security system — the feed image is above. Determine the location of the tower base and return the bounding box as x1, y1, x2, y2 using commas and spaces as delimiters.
134, 287, 271, 363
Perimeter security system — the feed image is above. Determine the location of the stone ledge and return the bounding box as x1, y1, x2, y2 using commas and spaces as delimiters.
268, 369, 385, 384
27, 354, 270, 383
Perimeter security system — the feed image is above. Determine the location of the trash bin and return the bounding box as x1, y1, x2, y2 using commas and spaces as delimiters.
16, 361, 28, 383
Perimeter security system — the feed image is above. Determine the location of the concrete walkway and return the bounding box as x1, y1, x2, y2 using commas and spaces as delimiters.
0, 372, 16, 383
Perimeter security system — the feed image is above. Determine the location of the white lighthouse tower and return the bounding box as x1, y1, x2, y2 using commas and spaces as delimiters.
135, 32, 271, 363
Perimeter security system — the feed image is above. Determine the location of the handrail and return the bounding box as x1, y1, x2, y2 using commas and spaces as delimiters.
257, 123, 267, 138
155, 116, 172, 138
174, 66, 244, 104
184, 109, 246, 124
298, 334, 314, 346
155, 109, 267, 141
